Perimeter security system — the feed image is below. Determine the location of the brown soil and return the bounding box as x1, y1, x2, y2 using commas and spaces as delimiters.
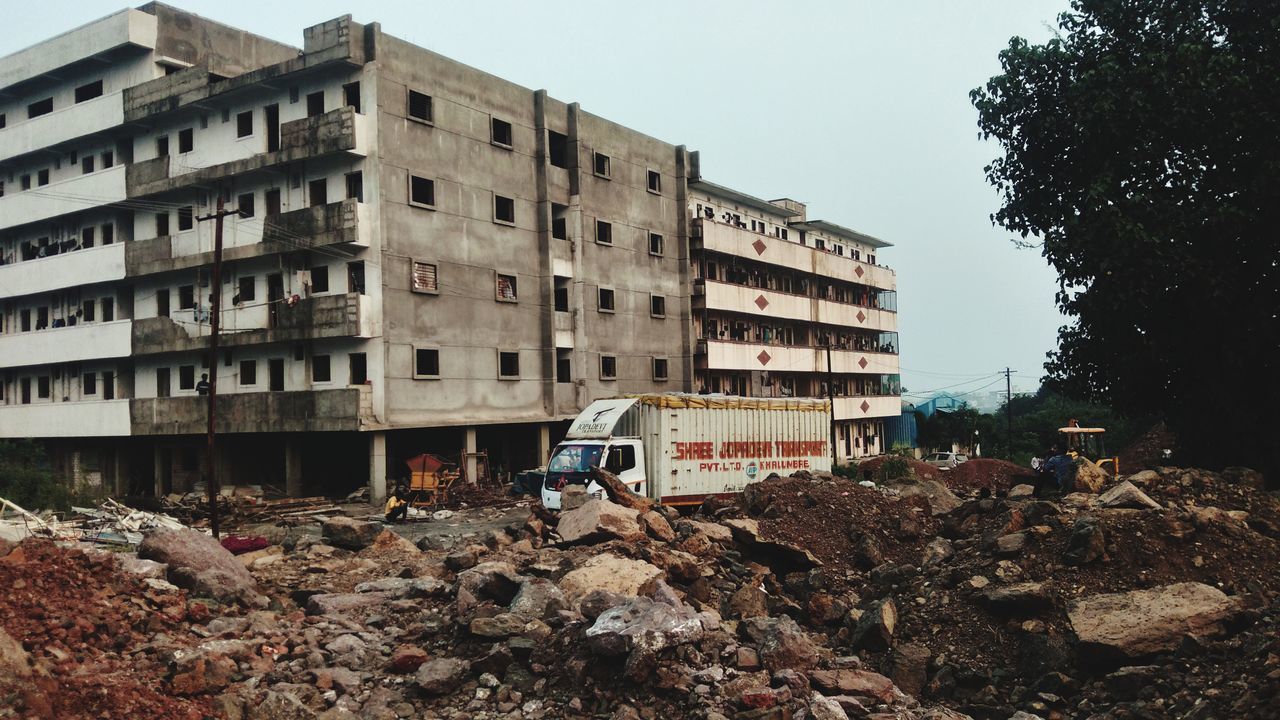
0, 540, 213, 719
857, 455, 942, 482
944, 458, 1038, 494
1117, 422, 1178, 473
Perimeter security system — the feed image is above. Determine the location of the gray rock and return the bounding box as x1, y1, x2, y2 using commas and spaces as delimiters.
509, 578, 568, 621
921, 537, 954, 566
889, 642, 930, 697
1063, 516, 1106, 565
1098, 480, 1162, 510
743, 615, 820, 672
470, 613, 528, 638
415, 657, 470, 695
556, 498, 645, 544
456, 561, 525, 614
248, 691, 316, 720
809, 691, 850, 720
980, 582, 1054, 615
321, 516, 382, 551
138, 527, 262, 605
849, 598, 897, 651
1008, 484, 1036, 499
1068, 582, 1237, 658
995, 531, 1029, 556
444, 549, 479, 571
585, 596, 707, 656
306, 591, 396, 616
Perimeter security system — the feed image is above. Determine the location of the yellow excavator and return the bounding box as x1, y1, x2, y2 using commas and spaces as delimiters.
1058, 419, 1120, 478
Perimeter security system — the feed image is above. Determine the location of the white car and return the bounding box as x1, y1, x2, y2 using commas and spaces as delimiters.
925, 452, 968, 470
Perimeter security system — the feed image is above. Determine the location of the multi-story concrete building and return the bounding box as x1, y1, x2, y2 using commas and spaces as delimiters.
687, 171, 900, 460
0, 4, 899, 500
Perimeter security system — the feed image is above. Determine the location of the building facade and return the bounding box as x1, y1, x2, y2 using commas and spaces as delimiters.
0, 4, 899, 500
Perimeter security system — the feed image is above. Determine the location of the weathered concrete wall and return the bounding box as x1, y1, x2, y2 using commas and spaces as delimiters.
371, 28, 691, 430
140, 2, 299, 80
130, 388, 363, 435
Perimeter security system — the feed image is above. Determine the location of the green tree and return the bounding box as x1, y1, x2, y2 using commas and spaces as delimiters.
972, 0, 1278, 480
0, 440, 66, 511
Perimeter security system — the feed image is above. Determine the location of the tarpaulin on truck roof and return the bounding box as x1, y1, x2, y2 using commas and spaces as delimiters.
625, 393, 830, 413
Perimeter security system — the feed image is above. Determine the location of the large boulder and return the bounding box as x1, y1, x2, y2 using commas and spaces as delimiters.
509, 578, 568, 621
1098, 480, 1162, 510
456, 561, 525, 614
138, 527, 261, 605
321, 517, 382, 551
849, 598, 897, 650
1063, 516, 1106, 565
1074, 461, 1109, 494
1067, 582, 1238, 659
585, 596, 707, 656
558, 554, 662, 604
556, 499, 644, 544
744, 615, 820, 672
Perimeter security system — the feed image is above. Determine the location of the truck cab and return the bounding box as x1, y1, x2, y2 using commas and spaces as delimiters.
540, 438, 645, 510
541, 398, 647, 510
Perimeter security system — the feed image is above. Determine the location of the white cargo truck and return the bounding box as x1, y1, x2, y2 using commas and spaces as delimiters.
540, 393, 832, 510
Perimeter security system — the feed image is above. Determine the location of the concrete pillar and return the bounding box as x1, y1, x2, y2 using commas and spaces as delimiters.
285, 438, 304, 498
112, 448, 127, 497
538, 423, 552, 467
153, 446, 166, 498
465, 427, 478, 483
368, 431, 387, 503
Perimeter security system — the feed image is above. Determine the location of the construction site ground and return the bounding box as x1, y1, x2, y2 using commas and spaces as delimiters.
1, 460, 1277, 720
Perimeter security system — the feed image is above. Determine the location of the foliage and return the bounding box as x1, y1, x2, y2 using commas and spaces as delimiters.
917, 389, 1151, 467
878, 457, 912, 481
971, 0, 1279, 479
0, 440, 68, 511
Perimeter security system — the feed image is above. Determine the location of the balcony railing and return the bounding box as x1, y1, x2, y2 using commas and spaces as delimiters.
0, 242, 126, 300
127, 107, 366, 197
0, 399, 131, 438
693, 218, 896, 291
0, 320, 132, 370
698, 339, 900, 376
129, 388, 365, 435
131, 292, 372, 355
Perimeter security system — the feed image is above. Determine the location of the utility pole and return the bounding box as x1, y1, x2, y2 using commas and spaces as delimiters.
824, 337, 838, 468
196, 196, 237, 538
1003, 367, 1016, 461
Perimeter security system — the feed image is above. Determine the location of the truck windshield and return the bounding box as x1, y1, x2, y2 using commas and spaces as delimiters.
548, 444, 604, 474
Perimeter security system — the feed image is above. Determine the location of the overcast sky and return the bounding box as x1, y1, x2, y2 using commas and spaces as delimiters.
5, 1, 1071, 401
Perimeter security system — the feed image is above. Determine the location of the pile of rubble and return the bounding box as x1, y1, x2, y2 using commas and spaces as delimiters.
0, 463, 1275, 720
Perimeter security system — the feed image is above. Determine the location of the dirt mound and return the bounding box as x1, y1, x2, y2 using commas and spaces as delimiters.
1117, 422, 1178, 472
858, 454, 942, 482
945, 458, 1037, 494
0, 540, 213, 719
741, 474, 939, 576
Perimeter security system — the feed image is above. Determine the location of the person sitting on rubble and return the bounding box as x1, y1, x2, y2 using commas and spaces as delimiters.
384, 482, 411, 523
196, 373, 211, 395
1036, 446, 1074, 497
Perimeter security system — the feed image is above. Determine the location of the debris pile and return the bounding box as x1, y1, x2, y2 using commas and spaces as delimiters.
0, 462, 1275, 719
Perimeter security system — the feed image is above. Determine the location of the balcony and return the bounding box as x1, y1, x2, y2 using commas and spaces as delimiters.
0, 165, 127, 232
833, 395, 901, 421
131, 292, 376, 355
700, 280, 897, 332
0, 92, 124, 160
0, 8, 156, 93
125, 200, 369, 277
0, 243, 126, 300
130, 388, 365, 435
127, 107, 368, 197
693, 218, 896, 291
0, 320, 131, 370
0, 399, 131, 438
699, 339, 899, 375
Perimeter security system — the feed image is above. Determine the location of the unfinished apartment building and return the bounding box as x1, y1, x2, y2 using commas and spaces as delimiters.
0, 4, 898, 499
